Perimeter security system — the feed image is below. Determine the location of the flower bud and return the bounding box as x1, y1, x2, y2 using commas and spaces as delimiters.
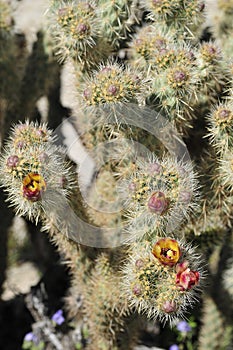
148, 191, 168, 214
162, 300, 177, 313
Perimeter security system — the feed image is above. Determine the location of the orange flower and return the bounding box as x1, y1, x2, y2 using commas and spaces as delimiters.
152, 238, 181, 266
22, 173, 46, 202
176, 261, 199, 290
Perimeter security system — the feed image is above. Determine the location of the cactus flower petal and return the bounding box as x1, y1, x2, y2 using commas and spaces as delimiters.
152, 238, 181, 266
22, 173, 46, 202
176, 261, 199, 290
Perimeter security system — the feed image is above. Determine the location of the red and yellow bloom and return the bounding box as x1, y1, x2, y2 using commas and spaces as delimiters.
22, 173, 46, 202
152, 238, 181, 266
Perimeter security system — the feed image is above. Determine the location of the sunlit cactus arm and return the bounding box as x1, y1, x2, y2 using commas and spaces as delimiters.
206, 101, 233, 153
46, 0, 109, 66
78, 61, 145, 110
140, 0, 205, 40
96, 0, 141, 49
79, 253, 130, 350
194, 42, 230, 107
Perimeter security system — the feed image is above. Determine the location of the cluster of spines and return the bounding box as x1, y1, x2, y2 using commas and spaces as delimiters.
206, 95, 233, 216
47, 0, 140, 65
128, 24, 173, 69
140, 0, 205, 39
79, 61, 144, 109
47, 0, 105, 64
119, 154, 199, 241
207, 101, 233, 153
96, 0, 139, 49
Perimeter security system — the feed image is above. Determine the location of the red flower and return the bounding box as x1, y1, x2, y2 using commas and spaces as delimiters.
176, 261, 199, 290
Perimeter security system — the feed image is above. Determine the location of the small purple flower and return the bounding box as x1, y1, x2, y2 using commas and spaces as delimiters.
135, 259, 144, 269
83, 88, 92, 100
219, 109, 230, 119
135, 38, 142, 46
100, 66, 112, 74
16, 140, 25, 149
51, 309, 65, 325
169, 345, 179, 350
177, 320, 192, 333
24, 332, 38, 343
76, 23, 89, 34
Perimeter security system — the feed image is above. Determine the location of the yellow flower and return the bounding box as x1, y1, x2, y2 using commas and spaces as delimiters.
152, 238, 181, 266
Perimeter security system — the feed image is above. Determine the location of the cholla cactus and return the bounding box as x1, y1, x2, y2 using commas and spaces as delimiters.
79, 61, 144, 109
120, 154, 199, 240
207, 101, 233, 152
81, 253, 129, 349
0, 122, 74, 222
122, 238, 203, 324
198, 295, 232, 350
206, 0, 233, 57
195, 41, 228, 104
47, 0, 106, 65
141, 0, 205, 38
1, 1, 233, 349
128, 24, 174, 69
96, 0, 140, 49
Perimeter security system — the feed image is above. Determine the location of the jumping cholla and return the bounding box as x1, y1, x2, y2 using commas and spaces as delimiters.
0, 0, 233, 349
